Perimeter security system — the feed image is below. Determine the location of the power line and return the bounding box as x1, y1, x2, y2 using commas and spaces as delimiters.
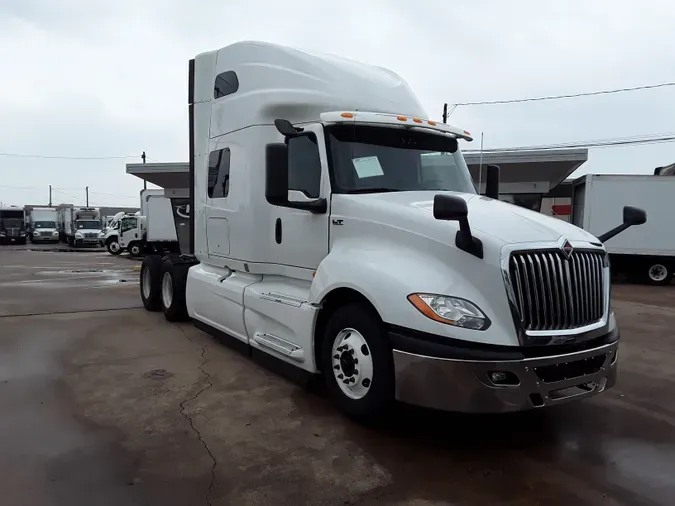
465, 132, 675, 153
0, 153, 139, 160
449, 80, 675, 109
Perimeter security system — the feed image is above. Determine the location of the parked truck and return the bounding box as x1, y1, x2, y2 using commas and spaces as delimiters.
62, 207, 102, 247
98, 211, 126, 254
119, 191, 182, 256
0, 206, 27, 245
139, 41, 646, 418
28, 207, 60, 244
573, 174, 675, 285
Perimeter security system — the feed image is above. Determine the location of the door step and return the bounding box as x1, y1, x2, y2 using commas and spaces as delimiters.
253, 332, 304, 362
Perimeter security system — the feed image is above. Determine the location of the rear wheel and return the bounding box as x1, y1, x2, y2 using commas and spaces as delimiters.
140, 255, 163, 311
128, 241, 142, 257
321, 304, 394, 420
161, 259, 190, 322
106, 237, 122, 255
646, 262, 672, 286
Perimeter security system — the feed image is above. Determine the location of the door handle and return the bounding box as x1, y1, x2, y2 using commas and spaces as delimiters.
275, 218, 282, 244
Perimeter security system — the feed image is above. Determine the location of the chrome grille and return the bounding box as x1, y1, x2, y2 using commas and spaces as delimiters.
508, 249, 606, 331
40, 231, 51, 237
8, 228, 19, 237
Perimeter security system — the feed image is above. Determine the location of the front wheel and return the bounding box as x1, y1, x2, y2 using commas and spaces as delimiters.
106, 237, 122, 255
321, 304, 394, 420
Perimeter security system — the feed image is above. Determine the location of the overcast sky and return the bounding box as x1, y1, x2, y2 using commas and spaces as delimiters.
1, 0, 674, 207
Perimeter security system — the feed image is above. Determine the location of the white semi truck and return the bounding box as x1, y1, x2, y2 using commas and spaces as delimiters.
62, 207, 103, 247
28, 207, 60, 244
573, 173, 675, 285
139, 41, 646, 418
118, 191, 182, 256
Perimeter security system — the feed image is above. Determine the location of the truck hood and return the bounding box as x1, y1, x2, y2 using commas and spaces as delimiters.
333, 191, 601, 245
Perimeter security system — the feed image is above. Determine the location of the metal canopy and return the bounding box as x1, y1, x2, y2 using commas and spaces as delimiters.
126, 148, 588, 195
464, 148, 588, 194
126, 162, 189, 190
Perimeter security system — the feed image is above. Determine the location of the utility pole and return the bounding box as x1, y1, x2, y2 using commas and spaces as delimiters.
142, 151, 147, 190
442, 103, 448, 124
86, 186, 89, 207
49, 185, 52, 207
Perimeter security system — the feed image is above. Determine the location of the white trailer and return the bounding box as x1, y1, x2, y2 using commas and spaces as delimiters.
138, 41, 646, 418
28, 207, 60, 243
119, 192, 180, 256
573, 174, 675, 285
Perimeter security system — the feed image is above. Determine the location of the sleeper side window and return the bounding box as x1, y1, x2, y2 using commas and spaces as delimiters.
207, 148, 231, 199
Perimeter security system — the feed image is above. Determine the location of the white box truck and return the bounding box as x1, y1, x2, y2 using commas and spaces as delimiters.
118, 191, 181, 256
28, 207, 60, 243
573, 174, 675, 285
138, 41, 646, 418
63, 207, 103, 247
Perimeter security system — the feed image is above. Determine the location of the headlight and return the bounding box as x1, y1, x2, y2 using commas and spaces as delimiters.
75, 232, 83, 238
33, 231, 40, 235
53, 231, 59, 235
407, 293, 490, 330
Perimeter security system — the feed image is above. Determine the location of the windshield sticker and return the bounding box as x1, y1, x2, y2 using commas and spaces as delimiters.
352, 156, 384, 178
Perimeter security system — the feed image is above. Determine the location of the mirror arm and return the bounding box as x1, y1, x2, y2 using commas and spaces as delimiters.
285, 198, 327, 214
597, 223, 630, 243
456, 218, 483, 259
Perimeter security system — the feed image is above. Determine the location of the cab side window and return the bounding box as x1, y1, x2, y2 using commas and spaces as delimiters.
288, 134, 321, 198
208, 148, 231, 199
121, 218, 136, 233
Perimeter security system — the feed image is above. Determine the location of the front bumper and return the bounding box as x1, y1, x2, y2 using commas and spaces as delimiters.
391, 326, 619, 413
32, 235, 59, 243
74, 238, 101, 246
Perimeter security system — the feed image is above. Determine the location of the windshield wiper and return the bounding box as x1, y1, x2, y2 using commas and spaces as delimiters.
344, 188, 403, 194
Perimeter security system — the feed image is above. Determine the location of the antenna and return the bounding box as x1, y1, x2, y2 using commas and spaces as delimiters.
478, 132, 484, 194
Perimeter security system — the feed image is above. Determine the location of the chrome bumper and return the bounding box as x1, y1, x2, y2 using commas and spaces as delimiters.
393, 336, 618, 414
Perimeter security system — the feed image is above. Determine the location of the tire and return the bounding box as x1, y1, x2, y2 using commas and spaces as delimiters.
160, 259, 190, 322
128, 241, 142, 257
67, 236, 74, 247
106, 237, 122, 256
321, 303, 394, 420
646, 262, 672, 286
140, 255, 163, 311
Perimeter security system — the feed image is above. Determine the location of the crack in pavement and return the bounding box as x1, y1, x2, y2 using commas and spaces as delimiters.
176, 324, 217, 506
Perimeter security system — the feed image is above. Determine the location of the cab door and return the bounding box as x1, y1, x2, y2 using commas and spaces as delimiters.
119, 216, 138, 248
269, 124, 331, 273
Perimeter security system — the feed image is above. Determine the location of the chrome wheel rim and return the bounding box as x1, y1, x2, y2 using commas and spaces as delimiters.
161, 272, 173, 308
649, 264, 668, 282
109, 241, 120, 253
141, 267, 151, 299
331, 328, 373, 400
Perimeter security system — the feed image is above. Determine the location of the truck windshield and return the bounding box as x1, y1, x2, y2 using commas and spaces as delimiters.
326, 125, 476, 195
35, 221, 57, 229
2, 218, 22, 228
77, 220, 100, 229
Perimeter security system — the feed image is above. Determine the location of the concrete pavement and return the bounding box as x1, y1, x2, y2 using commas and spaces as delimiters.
1, 248, 675, 505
